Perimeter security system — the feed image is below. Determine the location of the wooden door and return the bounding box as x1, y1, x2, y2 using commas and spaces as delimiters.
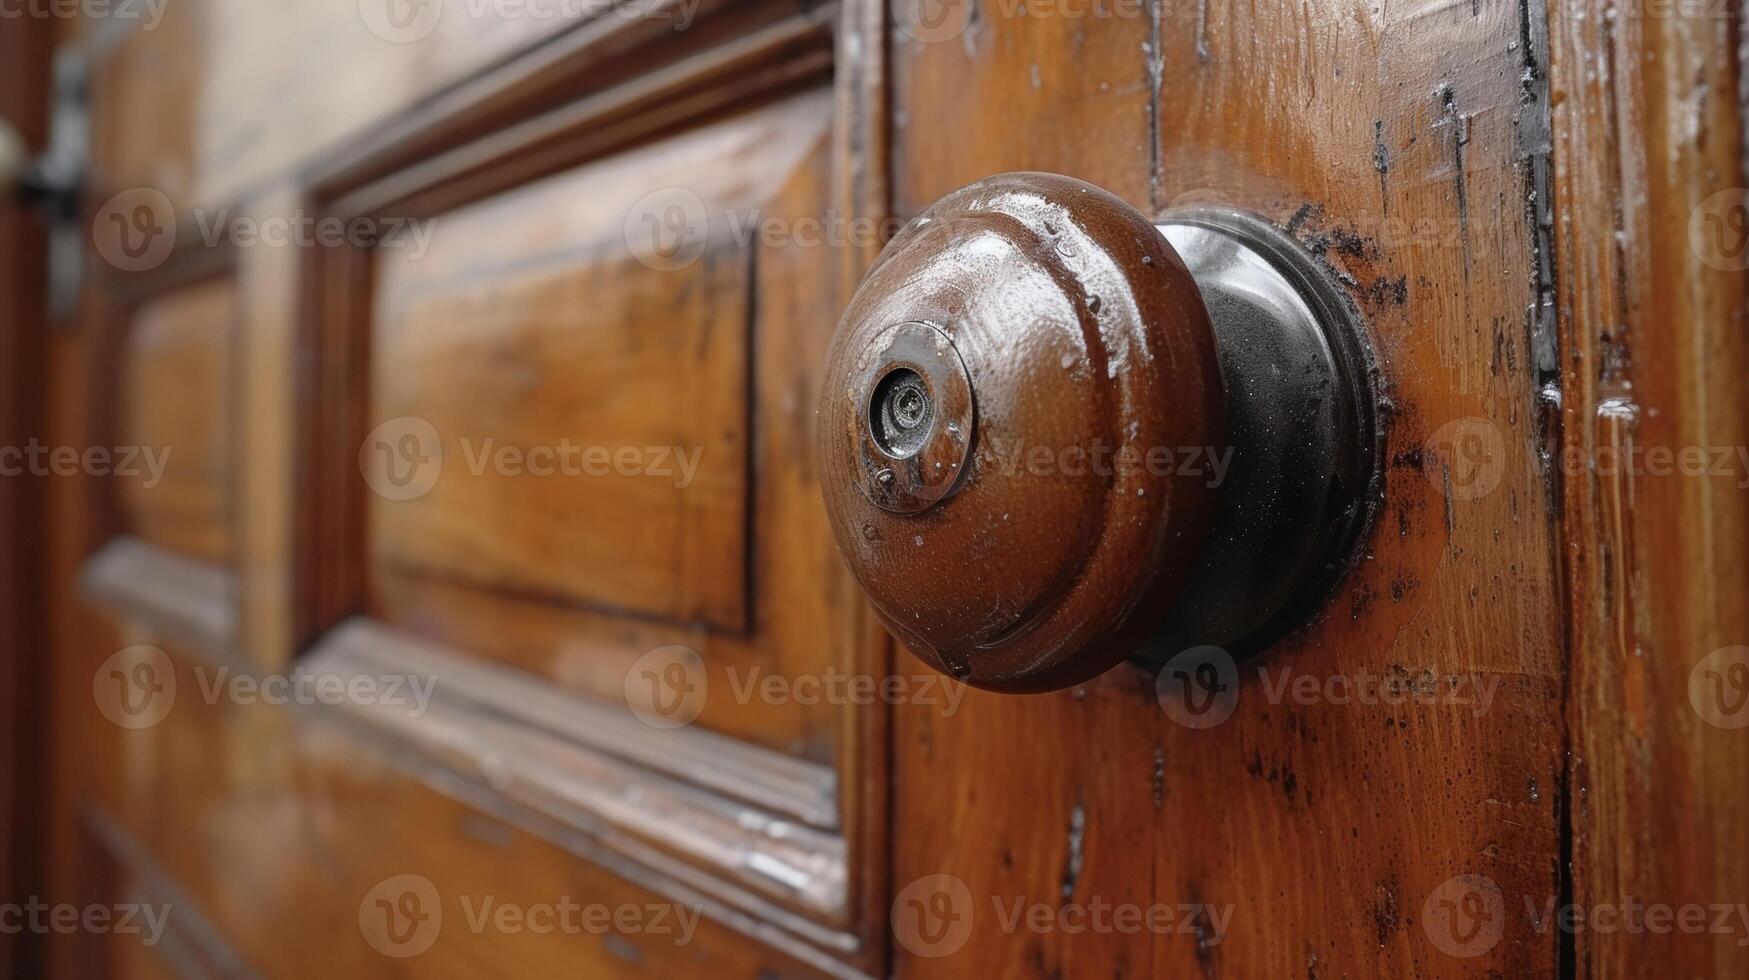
20, 1, 1748, 978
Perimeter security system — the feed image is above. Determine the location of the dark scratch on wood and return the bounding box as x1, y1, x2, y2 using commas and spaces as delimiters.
1373, 120, 1390, 207
1441, 461, 1456, 536
1438, 83, 1473, 272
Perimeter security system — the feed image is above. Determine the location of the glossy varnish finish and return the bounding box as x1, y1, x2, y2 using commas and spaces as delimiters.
53, 3, 894, 979
820, 172, 1225, 691
27, 1, 1749, 978
890, 1, 1570, 976
1550, 3, 1749, 977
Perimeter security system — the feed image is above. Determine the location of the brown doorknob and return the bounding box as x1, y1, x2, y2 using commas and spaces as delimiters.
818, 173, 1379, 693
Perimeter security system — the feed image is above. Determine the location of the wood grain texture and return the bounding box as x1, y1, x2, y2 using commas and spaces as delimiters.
890, 0, 1565, 976
57, 3, 894, 977
47, 0, 1749, 976
334, 87, 867, 759
370, 193, 754, 634
87, 0, 590, 205
1550, 1, 1749, 976
890, 0, 1154, 210
308, 619, 852, 933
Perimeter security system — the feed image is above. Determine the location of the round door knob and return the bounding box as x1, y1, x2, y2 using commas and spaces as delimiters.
818, 173, 1379, 693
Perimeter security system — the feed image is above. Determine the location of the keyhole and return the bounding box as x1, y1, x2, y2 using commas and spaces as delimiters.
892, 385, 926, 428
870, 367, 934, 457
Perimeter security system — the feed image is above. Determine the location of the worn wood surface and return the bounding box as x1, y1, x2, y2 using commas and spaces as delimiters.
819, 171, 1227, 691
890, 0, 1567, 975
1550, 2, 1749, 976
27, 0, 1748, 977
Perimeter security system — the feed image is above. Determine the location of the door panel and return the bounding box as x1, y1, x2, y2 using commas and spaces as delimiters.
118, 278, 236, 565
56, 4, 889, 979
27, 0, 1749, 978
